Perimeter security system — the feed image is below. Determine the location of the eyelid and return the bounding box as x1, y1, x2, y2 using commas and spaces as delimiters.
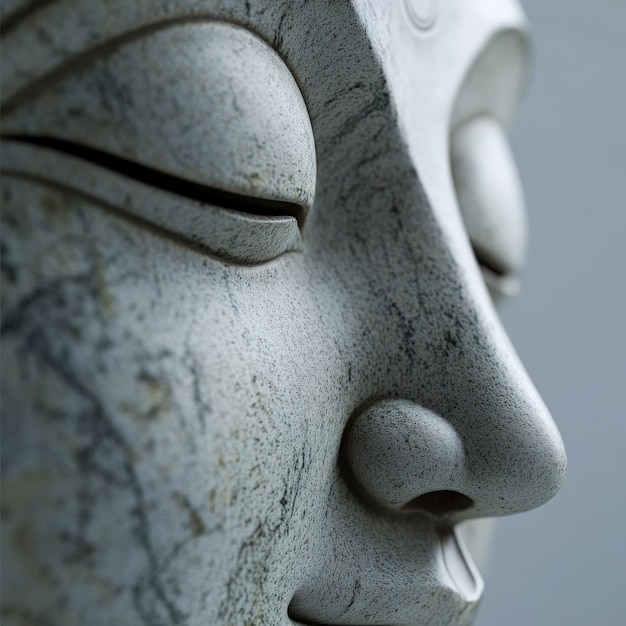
448, 27, 530, 304
0, 20, 316, 263
1, 20, 316, 211
450, 116, 527, 305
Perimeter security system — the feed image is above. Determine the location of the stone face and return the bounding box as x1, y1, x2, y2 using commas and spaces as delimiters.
1, 2, 566, 626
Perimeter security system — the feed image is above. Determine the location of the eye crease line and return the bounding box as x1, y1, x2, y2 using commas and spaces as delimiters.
1, 134, 306, 228
472, 243, 521, 298
471, 242, 508, 279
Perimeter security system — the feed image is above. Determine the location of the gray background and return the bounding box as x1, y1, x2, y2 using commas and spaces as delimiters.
478, 1, 625, 624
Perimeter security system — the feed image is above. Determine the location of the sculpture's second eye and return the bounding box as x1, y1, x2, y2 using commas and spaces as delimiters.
450, 116, 526, 305
447, 28, 530, 306
1, 21, 316, 264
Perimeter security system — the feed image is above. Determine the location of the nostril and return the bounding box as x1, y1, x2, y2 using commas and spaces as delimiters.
402, 490, 474, 517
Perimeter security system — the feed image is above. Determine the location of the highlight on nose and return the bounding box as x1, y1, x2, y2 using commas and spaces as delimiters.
342, 398, 566, 519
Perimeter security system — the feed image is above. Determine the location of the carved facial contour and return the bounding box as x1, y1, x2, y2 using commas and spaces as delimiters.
1, 1, 566, 625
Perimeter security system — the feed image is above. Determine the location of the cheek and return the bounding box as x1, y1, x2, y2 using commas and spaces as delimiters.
1, 178, 320, 622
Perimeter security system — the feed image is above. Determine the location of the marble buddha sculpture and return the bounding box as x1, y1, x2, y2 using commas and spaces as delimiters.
1, 0, 567, 624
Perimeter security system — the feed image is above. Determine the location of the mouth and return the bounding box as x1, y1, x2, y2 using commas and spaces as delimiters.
289, 524, 484, 625
438, 526, 484, 603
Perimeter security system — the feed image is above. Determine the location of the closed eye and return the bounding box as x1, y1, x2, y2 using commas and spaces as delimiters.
2, 134, 306, 228
448, 28, 530, 306
0, 20, 316, 264
450, 116, 526, 305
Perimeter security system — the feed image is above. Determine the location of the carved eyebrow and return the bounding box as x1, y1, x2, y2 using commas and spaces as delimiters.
2, 134, 306, 228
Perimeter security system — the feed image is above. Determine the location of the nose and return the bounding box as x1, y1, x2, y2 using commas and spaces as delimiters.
342, 374, 566, 520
